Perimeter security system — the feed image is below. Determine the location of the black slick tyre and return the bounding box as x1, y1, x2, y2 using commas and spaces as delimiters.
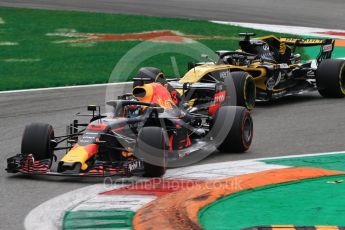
316, 59, 345, 98
136, 126, 167, 177
224, 71, 256, 110
21, 123, 55, 160
133, 67, 166, 88
215, 106, 253, 153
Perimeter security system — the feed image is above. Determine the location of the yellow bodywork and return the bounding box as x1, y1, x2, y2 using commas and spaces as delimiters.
61, 146, 91, 171
180, 64, 232, 83
179, 63, 274, 91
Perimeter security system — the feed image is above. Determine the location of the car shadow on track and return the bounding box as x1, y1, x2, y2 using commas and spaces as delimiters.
255, 93, 323, 108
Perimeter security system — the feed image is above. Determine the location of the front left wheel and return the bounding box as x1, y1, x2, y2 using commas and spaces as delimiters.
21, 123, 55, 160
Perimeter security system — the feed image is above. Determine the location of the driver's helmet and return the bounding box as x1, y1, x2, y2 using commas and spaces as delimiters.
126, 99, 142, 118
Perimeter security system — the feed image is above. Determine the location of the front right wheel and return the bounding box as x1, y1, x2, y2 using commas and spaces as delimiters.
136, 126, 167, 177
214, 106, 253, 153
224, 71, 256, 110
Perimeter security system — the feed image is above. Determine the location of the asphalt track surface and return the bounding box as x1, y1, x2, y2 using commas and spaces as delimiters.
1, 1, 345, 229
0, 0, 344, 29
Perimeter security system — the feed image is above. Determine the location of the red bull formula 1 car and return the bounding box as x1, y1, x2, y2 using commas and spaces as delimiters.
6, 67, 253, 178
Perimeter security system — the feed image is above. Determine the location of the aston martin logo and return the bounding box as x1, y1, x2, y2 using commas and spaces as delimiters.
47, 30, 228, 44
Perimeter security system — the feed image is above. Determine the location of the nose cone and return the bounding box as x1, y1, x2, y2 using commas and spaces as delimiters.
60, 144, 98, 171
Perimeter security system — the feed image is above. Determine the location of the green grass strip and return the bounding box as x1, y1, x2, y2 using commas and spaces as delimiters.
263, 153, 345, 172
63, 210, 134, 229
0, 6, 307, 90
198, 174, 345, 230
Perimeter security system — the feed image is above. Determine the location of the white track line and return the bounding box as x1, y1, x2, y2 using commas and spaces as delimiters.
0, 82, 131, 94
24, 183, 131, 230
252, 150, 345, 161
165, 161, 288, 180
211, 21, 345, 39
73, 195, 156, 212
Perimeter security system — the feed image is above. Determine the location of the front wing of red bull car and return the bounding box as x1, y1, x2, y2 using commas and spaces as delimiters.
6, 69, 253, 178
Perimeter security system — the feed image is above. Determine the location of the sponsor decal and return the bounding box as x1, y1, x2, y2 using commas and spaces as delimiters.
266, 78, 276, 90
278, 63, 289, 69
47, 30, 229, 44
262, 44, 270, 51
127, 160, 143, 172
282, 38, 325, 44
219, 70, 232, 79
79, 132, 99, 145
214, 91, 226, 104
322, 44, 333, 52
266, 71, 283, 90
209, 90, 226, 116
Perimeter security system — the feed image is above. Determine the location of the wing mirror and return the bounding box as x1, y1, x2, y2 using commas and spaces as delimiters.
201, 54, 215, 63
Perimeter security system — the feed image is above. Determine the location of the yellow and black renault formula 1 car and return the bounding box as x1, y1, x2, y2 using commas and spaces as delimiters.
183, 33, 345, 110
6, 68, 253, 178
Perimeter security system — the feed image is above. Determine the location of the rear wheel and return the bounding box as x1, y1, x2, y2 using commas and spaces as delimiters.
224, 71, 256, 110
21, 123, 55, 160
215, 106, 253, 153
316, 59, 345, 98
136, 126, 167, 177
